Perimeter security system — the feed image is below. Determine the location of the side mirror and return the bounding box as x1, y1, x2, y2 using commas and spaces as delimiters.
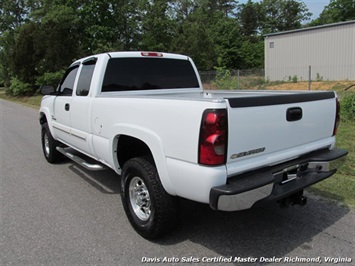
40, 85, 56, 95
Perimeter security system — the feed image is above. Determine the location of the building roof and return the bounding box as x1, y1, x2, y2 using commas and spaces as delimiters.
264, 20, 355, 37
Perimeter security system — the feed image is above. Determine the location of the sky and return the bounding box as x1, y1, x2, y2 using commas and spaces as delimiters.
303, 0, 330, 19
238, 0, 331, 20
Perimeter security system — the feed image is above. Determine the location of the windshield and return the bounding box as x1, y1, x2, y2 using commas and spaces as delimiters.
102, 58, 199, 92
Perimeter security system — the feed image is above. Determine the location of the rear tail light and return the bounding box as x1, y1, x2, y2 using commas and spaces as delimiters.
199, 109, 228, 166
333, 97, 340, 136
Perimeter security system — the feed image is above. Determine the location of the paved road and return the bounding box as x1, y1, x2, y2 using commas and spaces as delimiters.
1, 99, 354, 265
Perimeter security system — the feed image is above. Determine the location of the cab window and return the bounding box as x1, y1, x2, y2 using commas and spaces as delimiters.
59, 66, 79, 96
76, 58, 96, 96
102, 58, 199, 92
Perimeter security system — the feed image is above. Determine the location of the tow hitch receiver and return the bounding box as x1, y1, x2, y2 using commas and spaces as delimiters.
278, 190, 307, 208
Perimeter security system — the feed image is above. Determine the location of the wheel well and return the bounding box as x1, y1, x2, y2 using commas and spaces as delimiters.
39, 112, 47, 125
117, 135, 153, 167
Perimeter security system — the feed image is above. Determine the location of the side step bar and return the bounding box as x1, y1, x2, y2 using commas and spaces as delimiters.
56, 147, 106, 171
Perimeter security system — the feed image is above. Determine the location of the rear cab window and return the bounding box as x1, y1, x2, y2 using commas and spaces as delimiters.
102, 58, 199, 92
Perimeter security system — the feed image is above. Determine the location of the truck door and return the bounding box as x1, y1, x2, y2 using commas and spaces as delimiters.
52, 65, 79, 145
70, 57, 97, 155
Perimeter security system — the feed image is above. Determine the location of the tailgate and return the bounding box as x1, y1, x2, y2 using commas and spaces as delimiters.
225, 91, 337, 175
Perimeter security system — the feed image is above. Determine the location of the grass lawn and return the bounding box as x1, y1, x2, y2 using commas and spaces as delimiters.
1, 87, 354, 208
0, 89, 42, 108
308, 88, 355, 208
309, 119, 355, 208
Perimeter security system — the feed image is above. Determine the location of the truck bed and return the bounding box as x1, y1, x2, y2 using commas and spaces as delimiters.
99, 89, 337, 177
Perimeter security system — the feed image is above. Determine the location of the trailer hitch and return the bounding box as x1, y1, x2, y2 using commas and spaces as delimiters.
278, 190, 307, 208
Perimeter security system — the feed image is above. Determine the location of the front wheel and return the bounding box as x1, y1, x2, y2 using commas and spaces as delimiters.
41, 123, 63, 163
121, 157, 179, 239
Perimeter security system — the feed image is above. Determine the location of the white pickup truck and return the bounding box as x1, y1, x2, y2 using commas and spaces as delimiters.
40, 51, 347, 239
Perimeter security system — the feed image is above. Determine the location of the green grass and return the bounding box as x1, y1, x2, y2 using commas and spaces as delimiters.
305, 87, 355, 208
1, 88, 354, 208
0, 89, 42, 108
309, 119, 355, 209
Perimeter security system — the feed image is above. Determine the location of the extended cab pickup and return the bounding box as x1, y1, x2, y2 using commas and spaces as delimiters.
40, 51, 348, 239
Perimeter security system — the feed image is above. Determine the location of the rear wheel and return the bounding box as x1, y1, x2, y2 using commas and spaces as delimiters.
121, 157, 179, 239
41, 123, 63, 163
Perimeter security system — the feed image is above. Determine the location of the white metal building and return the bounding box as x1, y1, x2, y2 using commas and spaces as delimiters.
264, 20, 355, 81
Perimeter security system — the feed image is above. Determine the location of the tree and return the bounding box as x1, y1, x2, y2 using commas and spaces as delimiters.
259, 0, 311, 34
208, 12, 243, 69
0, 31, 16, 86
1, 3, 82, 94
239, 39, 264, 68
239, 0, 261, 37
1, 0, 321, 93
311, 0, 355, 25
78, 0, 120, 53
280, 0, 311, 31
172, 7, 216, 70
11, 22, 39, 85
35, 4, 81, 73
0, 0, 31, 86
170, 0, 197, 20
216, 0, 238, 17
78, 0, 140, 54
171, 0, 243, 70
0, 0, 29, 33
113, 1, 141, 51
138, 0, 177, 51
195, 0, 237, 17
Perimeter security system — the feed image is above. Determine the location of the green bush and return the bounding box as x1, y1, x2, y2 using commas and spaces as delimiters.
316, 73, 323, 81
341, 93, 355, 121
212, 66, 239, 90
288, 75, 298, 83
36, 70, 65, 87
7, 77, 35, 96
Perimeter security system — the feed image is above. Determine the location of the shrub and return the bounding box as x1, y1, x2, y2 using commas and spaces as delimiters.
341, 93, 355, 121
288, 75, 298, 83
36, 70, 65, 87
212, 66, 239, 90
7, 77, 35, 96
316, 73, 323, 81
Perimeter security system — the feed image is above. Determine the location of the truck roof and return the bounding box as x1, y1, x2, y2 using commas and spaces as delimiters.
108, 51, 190, 61
71, 51, 190, 66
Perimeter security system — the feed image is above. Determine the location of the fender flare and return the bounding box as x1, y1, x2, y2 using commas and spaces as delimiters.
39, 107, 58, 139
109, 123, 176, 196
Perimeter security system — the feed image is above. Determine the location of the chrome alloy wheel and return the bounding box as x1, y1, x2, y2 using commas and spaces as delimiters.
129, 176, 151, 221
44, 132, 50, 157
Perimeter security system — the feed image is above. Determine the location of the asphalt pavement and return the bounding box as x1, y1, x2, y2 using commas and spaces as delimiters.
1, 99, 354, 265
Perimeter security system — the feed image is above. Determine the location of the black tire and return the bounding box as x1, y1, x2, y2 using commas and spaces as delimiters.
41, 123, 63, 163
121, 157, 179, 239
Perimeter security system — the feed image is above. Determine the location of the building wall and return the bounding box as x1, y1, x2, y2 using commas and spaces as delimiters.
265, 21, 355, 81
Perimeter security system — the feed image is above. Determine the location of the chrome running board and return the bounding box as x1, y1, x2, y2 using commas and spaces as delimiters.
56, 147, 106, 171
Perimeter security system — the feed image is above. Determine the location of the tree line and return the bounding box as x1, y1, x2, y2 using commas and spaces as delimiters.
0, 0, 354, 95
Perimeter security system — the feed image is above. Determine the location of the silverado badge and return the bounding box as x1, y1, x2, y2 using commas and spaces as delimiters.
230, 147, 266, 159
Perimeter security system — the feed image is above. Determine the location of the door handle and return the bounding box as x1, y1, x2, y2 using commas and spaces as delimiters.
65, 103, 70, 111
287, 107, 302, 121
